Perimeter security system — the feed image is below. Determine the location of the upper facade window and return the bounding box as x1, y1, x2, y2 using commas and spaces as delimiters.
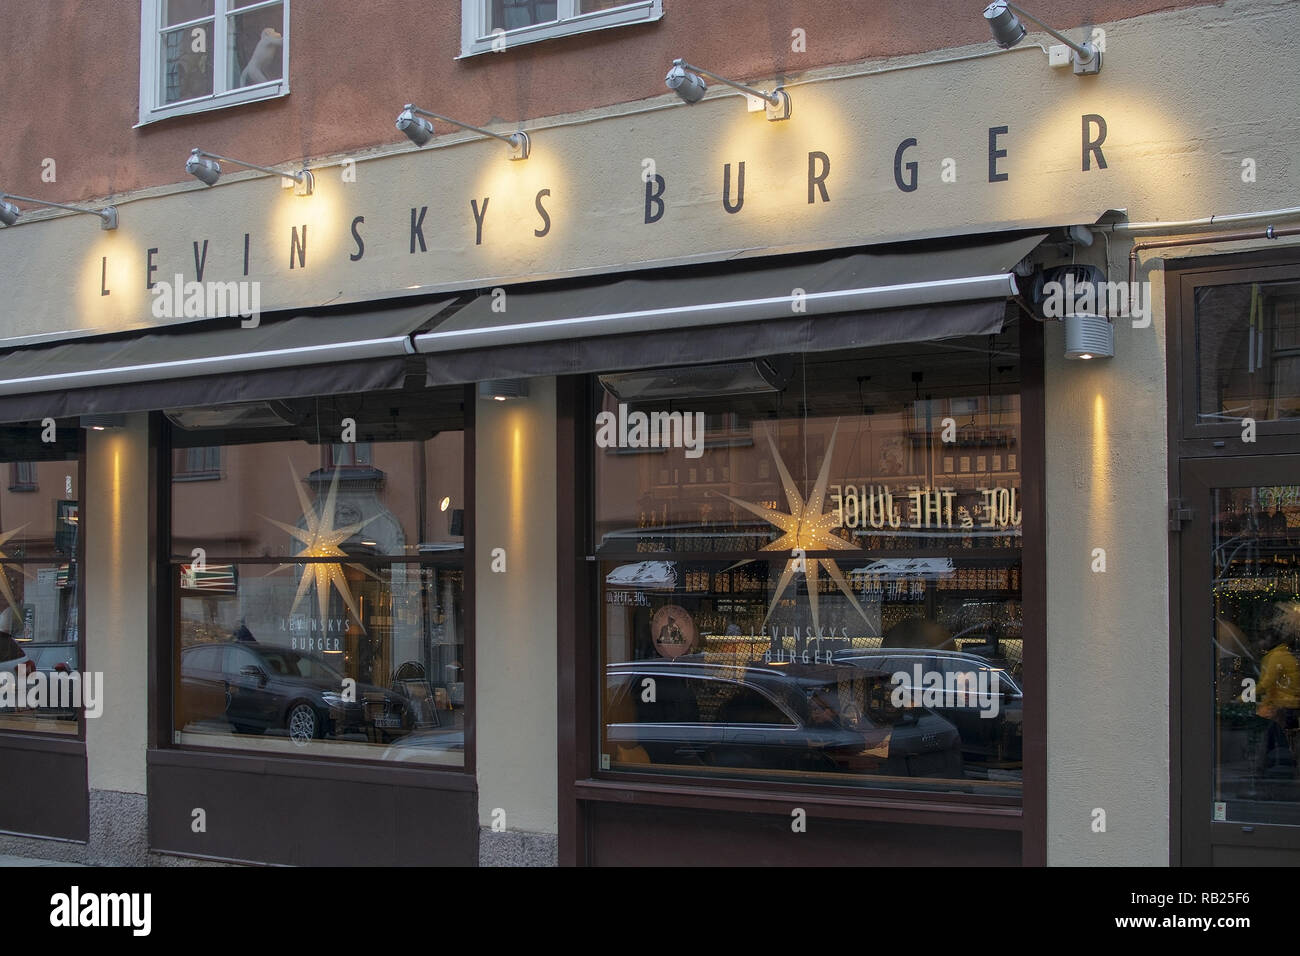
138, 0, 289, 126
460, 0, 662, 57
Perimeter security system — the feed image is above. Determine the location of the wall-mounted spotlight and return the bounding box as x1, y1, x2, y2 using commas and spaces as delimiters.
397, 104, 531, 161
1064, 314, 1114, 360
0, 192, 117, 230
665, 59, 791, 120
185, 148, 315, 195
983, 1, 1101, 74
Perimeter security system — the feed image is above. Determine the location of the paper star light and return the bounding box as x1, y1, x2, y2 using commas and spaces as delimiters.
263, 464, 378, 634
0, 524, 28, 614
715, 421, 872, 634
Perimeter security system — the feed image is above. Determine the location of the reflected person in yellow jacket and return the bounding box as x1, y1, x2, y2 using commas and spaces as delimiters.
1258, 602, 1300, 774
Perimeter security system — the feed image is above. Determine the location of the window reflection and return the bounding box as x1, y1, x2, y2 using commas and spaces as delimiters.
1213, 485, 1300, 823
1196, 279, 1300, 425
596, 335, 1025, 795
169, 391, 467, 764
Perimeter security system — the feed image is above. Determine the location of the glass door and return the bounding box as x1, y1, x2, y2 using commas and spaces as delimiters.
1180, 455, 1300, 864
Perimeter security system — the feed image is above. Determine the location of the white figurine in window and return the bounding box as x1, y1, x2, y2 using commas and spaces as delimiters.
240, 27, 282, 86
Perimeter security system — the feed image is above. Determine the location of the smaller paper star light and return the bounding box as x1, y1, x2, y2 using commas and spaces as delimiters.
263, 464, 379, 634
1275, 600, 1300, 640
715, 421, 872, 635
0, 524, 28, 615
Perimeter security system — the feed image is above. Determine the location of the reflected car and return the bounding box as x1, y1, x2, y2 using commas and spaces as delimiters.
179, 642, 414, 743
605, 657, 963, 780
834, 648, 1023, 770
24, 642, 80, 721
380, 729, 466, 764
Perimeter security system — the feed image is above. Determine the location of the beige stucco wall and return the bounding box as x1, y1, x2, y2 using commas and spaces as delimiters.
84, 413, 151, 795
5, 0, 1298, 344
474, 378, 559, 835
1045, 231, 1300, 865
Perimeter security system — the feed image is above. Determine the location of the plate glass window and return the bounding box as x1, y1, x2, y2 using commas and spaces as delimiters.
0, 424, 82, 736
1195, 278, 1300, 426
168, 390, 467, 766
595, 331, 1026, 797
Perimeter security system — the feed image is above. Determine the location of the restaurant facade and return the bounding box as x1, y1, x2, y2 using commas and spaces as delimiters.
0, 0, 1297, 866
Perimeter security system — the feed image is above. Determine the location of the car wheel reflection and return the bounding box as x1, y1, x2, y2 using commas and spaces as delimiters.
287, 702, 319, 743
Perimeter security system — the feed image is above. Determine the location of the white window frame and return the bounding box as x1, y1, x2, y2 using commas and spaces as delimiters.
459, 0, 662, 58
137, 0, 290, 127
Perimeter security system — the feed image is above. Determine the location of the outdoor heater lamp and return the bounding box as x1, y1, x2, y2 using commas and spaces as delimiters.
185, 148, 315, 195
983, 1, 1102, 75
0, 192, 117, 229
396, 104, 531, 161
1064, 313, 1115, 360
665, 59, 792, 121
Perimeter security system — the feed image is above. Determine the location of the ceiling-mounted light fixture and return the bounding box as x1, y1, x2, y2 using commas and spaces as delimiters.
186, 148, 315, 195
0, 192, 117, 230
397, 104, 531, 161
600, 357, 794, 402
1064, 313, 1114, 360
79, 414, 127, 430
983, 1, 1101, 74
665, 59, 792, 120
479, 379, 529, 401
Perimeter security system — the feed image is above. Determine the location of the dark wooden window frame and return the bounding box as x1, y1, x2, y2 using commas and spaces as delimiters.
1166, 244, 1300, 866
558, 316, 1048, 865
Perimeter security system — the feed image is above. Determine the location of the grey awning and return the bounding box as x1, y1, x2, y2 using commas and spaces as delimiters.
417, 233, 1044, 384
0, 301, 444, 423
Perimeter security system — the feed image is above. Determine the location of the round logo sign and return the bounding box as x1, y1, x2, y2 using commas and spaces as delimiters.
650, 605, 698, 659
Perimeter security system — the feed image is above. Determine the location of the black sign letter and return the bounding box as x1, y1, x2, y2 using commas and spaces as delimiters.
192, 240, 208, 283
988, 126, 1009, 183
410, 206, 427, 254
723, 161, 745, 215
807, 151, 830, 204
1082, 114, 1108, 171
894, 138, 919, 193
471, 198, 490, 246
290, 225, 307, 270
534, 189, 552, 238
644, 174, 666, 224
349, 216, 365, 261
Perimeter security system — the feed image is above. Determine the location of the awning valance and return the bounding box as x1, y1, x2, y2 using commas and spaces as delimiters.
416, 233, 1045, 385
0, 301, 445, 423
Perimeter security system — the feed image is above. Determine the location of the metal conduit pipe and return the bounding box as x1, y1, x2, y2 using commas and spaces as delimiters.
1128, 224, 1300, 288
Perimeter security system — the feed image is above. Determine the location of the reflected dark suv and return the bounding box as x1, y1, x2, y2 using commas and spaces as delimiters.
605, 656, 963, 780
834, 648, 1024, 772
179, 641, 413, 743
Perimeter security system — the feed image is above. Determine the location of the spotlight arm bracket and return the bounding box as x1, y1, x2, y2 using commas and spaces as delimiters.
672, 59, 786, 108
1001, 2, 1099, 67
188, 148, 314, 193
0, 193, 117, 229
403, 105, 531, 160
